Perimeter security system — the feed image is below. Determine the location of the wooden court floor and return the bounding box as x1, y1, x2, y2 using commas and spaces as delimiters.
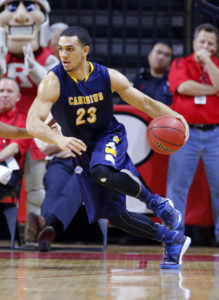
0, 242, 219, 300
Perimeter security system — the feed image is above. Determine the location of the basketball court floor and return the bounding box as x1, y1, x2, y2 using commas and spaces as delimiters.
0, 242, 218, 300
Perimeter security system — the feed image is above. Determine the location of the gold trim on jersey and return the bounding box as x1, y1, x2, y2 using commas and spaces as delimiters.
70, 62, 94, 83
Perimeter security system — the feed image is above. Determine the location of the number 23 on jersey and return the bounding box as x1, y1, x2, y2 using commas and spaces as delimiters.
76, 107, 97, 126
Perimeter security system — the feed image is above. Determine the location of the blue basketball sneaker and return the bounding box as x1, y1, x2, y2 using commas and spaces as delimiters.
148, 194, 182, 230
160, 232, 191, 269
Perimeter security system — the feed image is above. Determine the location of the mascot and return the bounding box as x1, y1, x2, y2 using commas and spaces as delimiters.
0, 0, 59, 242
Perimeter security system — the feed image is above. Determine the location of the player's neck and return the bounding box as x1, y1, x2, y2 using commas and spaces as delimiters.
69, 61, 91, 81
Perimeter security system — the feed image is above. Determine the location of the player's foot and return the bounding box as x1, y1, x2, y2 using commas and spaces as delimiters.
25, 212, 45, 242
38, 226, 56, 252
160, 232, 191, 269
148, 195, 182, 230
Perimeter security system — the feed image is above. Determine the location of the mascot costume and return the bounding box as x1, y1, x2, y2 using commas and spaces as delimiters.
0, 0, 59, 241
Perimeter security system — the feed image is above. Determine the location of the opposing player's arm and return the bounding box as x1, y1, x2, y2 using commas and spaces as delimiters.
27, 72, 87, 156
0, 122, 31, 139
109, 68, 189, 140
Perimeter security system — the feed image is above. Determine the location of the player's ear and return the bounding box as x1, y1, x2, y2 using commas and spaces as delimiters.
83, 45, 90, 57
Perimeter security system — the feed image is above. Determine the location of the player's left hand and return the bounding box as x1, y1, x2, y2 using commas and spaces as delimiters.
23, 43, 35, 70
56, 136, 87, 157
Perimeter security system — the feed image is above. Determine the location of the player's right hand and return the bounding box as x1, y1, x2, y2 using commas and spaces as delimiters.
176, 114, 189, 143
56, 136, 87, 157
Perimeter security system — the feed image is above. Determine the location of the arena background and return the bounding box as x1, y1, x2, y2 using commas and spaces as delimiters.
1, 0, 219, 246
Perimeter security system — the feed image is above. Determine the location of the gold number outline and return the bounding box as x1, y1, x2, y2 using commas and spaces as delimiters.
76, 106, 97, 126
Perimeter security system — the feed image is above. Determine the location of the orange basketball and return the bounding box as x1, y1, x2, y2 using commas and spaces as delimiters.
146, 115, 186, 155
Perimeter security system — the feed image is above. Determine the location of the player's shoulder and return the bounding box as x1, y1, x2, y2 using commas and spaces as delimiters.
38, 71, 60, 100
108, 68, 123, 84
108, 67, 124, 79
44, 70, 59, 82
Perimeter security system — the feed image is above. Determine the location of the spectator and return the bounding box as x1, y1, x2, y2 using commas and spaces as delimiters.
132, 42, 173, 105
0, 0, 59, 241
49, 23, 69, 59
0, 77, 29, 198
166, 23, 219, 245
26, 26, 191, 269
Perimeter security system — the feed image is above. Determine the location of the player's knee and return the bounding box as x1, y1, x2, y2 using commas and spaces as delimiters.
90, 164, 110, 184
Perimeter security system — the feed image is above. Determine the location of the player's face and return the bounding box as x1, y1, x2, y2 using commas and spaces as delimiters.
58, 36, 89, 73
0, 79, 20, 113
148, 43, 172, 74
193, 30, 218, 55
0, 1, 45, 54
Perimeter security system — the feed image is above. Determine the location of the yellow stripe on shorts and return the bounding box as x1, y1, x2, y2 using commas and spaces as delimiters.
105, 147, 117, 157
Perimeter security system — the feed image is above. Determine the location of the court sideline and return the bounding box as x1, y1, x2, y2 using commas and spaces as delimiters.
0, 243, 218, 300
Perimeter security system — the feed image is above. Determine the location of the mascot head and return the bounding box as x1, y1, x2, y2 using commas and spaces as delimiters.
0, 0, 50, 54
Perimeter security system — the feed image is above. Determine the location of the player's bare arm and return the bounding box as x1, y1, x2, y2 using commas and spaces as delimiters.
109, 68, 189, 140
26, 72, 87, 157
0, 122, 31, 139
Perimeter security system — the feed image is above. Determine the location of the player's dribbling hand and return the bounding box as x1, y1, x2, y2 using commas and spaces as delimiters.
176, 114, 189, 143
56, 136, 87, 157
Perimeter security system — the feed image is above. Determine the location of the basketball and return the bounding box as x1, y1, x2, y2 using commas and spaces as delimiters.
146, 115, 186, 155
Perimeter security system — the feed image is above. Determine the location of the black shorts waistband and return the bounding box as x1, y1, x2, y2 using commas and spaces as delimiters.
189, 124, 219, 131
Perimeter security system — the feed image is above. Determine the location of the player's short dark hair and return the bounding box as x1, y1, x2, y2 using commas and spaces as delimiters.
60, 26, 91, 47
194, 23, 219, 43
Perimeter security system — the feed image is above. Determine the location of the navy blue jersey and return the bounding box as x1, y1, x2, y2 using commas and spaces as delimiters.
47, 61, 140, 222
50, 62, 113, 150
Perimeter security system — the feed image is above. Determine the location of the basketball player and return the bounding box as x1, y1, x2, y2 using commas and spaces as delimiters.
26, 26, 191, 269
